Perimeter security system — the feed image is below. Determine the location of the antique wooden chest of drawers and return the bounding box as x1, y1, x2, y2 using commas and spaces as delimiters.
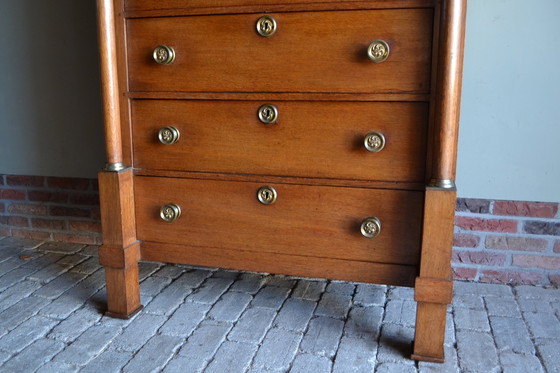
96, 0, 466, 362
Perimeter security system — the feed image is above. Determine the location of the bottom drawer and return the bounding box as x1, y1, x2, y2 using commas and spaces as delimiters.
135, 176, 424, 266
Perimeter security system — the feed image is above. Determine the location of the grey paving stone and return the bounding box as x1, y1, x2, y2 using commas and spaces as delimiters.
0, 259, 23, 277
1, 338, 65, 372
485, 297, 522, 318
253, 328, 303, 371
290, 353, 332, 373
444, 311, 456, 346
229, 273, 266, 294
354, 283, 386, 307
454, 281, 513, 297
377, 324, 414, 363
300, 316, 344, 358
418, 343, 460, 373
0, 279, 42, 312
515, 285, 560, 299
48, 306, 102, 342
454, 307, 490, 332
383, 299, 417, 327
387, 286, 415, 300
456, 331, 500, 373
37, 242, 85, 254
490, 316, 534, 354
315, 292, 352, 319
36, 361, 79, 373
80, 350, 132, 373
345, 306, 383, 338
140, 275, 172, 297
138, 261, 162, 280
54, 325, 121, 365
27, 262, 72, 283
499, 351, 544, 373
0, 315, 58, 353
0, 350, 11, 365
332, 335, 377, 373
273, 298, 316, 332
153, 265, 185, 279
204, 341, 258, 373
143, 275, 196, 315
0, 237, 44, 251
56, 253, 89, 267
174, 269, 212, 288
453, 294, 485, 309
189, 277, 233, 304
21, 253, 65, 270
292, 279, 326, 301
0, 267, 37, 291
228, 307, 276, 344
211, 268, 239, 280
111, 313, 167, 351
159, 301, 211, 337
122, 334, 183, 373
536, 341, 560, 373
251, 285, 290, 310
376, 362, 417, 373
518, 297, 553, 314
0, 296, 50, 332
208, 292, 252, 322
326, 281, 356, 295
69, 257, 100, 275
79, 245, 99, 256
524, 311, 560, 339
265, 275, 297, 289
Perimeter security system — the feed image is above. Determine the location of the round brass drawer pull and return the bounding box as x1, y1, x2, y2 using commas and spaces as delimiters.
158, 126, 180, 145
360, 217, 382, 238
256, 15, 277, 37
258, 104, 278, 124
364, 131, 386, 152
153, 45, 176, 65
257, 186, 277, 205
160, 203, 181, 222
367, 40, 390, 63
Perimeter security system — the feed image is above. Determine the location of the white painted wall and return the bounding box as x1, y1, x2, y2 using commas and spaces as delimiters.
0, 0, 558, 202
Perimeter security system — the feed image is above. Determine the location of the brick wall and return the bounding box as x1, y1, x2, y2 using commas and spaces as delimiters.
1, 174, 559, 285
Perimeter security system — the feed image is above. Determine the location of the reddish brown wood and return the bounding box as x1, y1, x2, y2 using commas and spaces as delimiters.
97, 0, 124, 166
414, 277, 453, 304
412, 302, 447, 363
132, 100, 429, 182
141, 241, 417, 287
134, 176, 424, 265
127, 9, 433, 94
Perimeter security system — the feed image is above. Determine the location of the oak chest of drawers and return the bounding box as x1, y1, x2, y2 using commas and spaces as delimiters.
96, 0, 467, 362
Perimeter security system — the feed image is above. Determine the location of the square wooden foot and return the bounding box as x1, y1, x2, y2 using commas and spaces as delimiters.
104, 265, 142, 318
412, 302, 447, 362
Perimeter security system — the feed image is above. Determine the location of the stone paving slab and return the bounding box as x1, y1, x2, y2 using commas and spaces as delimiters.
0, 237, 558, 372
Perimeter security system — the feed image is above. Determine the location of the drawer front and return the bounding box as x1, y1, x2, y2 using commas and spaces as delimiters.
135, 177, 423, 265
132, 100, 428, 182
127, 9, 433, 93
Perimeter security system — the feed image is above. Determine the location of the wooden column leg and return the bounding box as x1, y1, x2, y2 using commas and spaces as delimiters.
98, 169, 142, 318
412, 188, 456, 362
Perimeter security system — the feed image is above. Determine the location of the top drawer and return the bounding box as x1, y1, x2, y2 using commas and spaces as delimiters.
127, 9, 433, 94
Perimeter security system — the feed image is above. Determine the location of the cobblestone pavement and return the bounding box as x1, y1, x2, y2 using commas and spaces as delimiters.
0, 237, 559, 373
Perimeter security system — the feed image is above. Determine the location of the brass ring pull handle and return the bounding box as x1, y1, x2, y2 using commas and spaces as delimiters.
153, 45, 176, 65
256, 16, 277, 37
258, 104, 278, 124
360, 217, 382, 238
158, 126, 180, 145
367, 40, 390, 63
364, 131, 386, 152
257, 186, 277, 205
160, 204, 181, 222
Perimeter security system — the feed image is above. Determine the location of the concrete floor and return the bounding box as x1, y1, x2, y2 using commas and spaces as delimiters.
0, 236, 558, 373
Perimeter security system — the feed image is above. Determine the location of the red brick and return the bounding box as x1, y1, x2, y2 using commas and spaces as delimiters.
452, 267, 477, 281
512, 255, 560, 270
0, 216, 7, 225
68, 193, 100, 206
11, 230, 51, 240
0, 188, 26, 201
47, 177, 90, 190
485, 236, 548, 252
455, 216, 518, 233
555, 240, 560, 254
53, 233, 97, 245
549, 274, 560, 286
493, 201, 558, 218
49, 206, 91, 218
456, 198, 491, 213
28, 190, 68, 204
0, 202, 4, 213
0, 175, 4, 185
7, 203, 48, 216
453, 233, 480, 248
91, 207, 101, 221
69, 220, 101, 233
523, 221, 560, 236
5, 175, 45, 187
8, 216, 29, 227
452, 250, 506, 266
0, 227, 11, 236
31, 218, 66, 231
480, 270, 543, 285
91, 179, 99, 191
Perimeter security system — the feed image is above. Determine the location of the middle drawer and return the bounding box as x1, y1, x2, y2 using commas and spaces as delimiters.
132, 100, 428, 182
